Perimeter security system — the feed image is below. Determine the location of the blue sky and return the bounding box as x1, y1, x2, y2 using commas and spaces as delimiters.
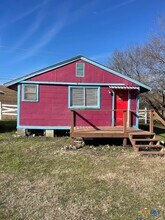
0, 0, 164, 84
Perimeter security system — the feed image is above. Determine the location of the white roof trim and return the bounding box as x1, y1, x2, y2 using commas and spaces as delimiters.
4, 55, 151, 92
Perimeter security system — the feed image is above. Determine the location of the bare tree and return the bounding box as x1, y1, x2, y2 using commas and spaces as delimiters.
143, 28, 165, 117
108, 45, 149, 82
107, 23, 165, 118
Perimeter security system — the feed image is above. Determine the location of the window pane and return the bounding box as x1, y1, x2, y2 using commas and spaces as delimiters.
24, 85, 37, 93
23, 85, 38, 101
76, 63, 84, 77
71, 88, 84, 106
24, 93, 37, 100
85, 88, 98, 106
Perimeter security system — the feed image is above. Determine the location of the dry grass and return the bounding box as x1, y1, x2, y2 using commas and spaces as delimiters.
0, 126, 165, 219
0, 85, 17, 105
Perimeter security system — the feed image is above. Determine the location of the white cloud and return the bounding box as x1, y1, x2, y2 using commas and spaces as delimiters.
12, 2, 69, 62
99, 0, 136, 13
0, 0, 50, 29
9, 0, 100, 62
90, 52, 113, 61
12, 8, 48, 50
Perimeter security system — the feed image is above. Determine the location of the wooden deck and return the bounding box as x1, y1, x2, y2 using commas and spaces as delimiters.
70, 109, 165, 154
71, 126, 151, 138
70, 109, 156, 140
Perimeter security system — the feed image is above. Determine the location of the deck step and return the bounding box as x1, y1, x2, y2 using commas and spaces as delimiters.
129, 132, 155, 135
129, 134, 156, 139
129, 132, 165, 155
133, 139, 159, 142
130, 134, 155, 138
136, 145, 163, 148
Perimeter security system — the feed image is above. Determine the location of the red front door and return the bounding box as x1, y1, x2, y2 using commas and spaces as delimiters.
115, 90, 128, 126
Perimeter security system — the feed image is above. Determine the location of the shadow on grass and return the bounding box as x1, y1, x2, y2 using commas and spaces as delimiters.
0, 120, 17, 133
84, 138, 131, 147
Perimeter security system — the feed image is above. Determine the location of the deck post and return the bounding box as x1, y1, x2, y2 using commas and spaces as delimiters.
128, 110, 131, 127
71, 110, 75, 135
123, 110, 127, 135
123, 138, 127, 147
149, 110, 154, 133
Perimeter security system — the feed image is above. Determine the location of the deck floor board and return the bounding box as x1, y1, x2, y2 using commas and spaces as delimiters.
71, 126, 152, 138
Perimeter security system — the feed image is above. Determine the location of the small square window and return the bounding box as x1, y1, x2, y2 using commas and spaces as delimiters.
76, 63, 84, 77
22, 84, 39, 102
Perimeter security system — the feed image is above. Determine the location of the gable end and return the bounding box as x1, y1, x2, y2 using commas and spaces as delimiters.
4, 55, 151, 93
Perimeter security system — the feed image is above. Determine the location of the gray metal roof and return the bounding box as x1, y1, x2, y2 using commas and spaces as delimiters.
109, 86, 139, 89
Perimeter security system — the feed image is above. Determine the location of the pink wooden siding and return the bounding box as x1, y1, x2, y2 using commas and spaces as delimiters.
19, 59, 139, 128
74, 87, 112, 126
20, 86, 113, 127
20, 85, 69, 126
130, 90, 139, 126
29, 60, 136, 86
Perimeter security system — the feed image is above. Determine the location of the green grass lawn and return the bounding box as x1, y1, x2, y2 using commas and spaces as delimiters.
0, 121, 165, 219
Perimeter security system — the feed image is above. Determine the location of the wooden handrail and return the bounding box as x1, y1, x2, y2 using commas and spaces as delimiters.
71, 109, 133, 132
70, 109, 136, 112
153, 111, 165, 126
70, 109, 164, 136
148, 110, 165, 134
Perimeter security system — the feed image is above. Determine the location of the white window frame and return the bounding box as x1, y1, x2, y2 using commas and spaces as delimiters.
22, 84, 39, 102
76, 62, 85, 77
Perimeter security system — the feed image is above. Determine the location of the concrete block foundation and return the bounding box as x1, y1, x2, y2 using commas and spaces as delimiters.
45, 130, 54, 137
17, 129, 26, 136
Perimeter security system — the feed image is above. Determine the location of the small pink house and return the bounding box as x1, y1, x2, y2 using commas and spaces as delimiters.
4, 55, 151, 136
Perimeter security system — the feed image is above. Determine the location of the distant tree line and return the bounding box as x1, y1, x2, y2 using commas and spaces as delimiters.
108, 19, 165, 118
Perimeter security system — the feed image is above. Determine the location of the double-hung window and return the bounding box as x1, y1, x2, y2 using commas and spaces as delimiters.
69, 87, 100, 109
22, 84, 39, 102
